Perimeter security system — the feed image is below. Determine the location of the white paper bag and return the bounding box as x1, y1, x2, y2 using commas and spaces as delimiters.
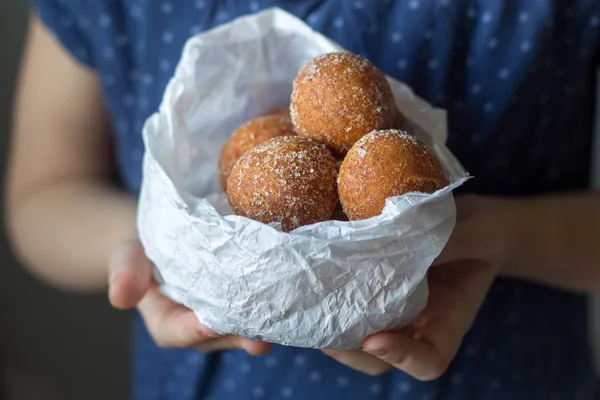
138, 8, 469, 350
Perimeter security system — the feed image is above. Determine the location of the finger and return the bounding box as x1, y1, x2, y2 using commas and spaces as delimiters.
363, 331, 448, 381
108, 241, 153, 309
364, 261, 497, 381
322, 349, 392, 376
197, 336, 272, 356
137, 283, 218, 348
433, 218, 504, 266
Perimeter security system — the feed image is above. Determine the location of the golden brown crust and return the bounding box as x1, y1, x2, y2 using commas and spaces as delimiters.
338, 129, 449, 220
227, 136, 338, 232
290, 52, 395, 156
218, 115, 295, 191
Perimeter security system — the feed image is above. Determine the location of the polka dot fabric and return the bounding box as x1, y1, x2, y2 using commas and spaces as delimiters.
31, 1, 600, 399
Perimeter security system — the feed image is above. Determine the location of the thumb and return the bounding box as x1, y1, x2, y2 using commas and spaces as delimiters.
108, 241, 153, 310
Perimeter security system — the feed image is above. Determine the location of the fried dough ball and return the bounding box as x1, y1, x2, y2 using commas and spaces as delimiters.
218, 115, 295, 191
290, 52, 395, 156
227, 136, 338, 232
338, 130, 449, 220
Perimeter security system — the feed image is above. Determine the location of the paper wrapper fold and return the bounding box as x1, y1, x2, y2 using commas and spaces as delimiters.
138, 8, 469, 349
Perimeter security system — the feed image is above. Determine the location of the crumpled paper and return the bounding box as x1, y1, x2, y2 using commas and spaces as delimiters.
138, 8, 469, 350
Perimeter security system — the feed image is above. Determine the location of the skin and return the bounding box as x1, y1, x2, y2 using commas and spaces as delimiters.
6, 14, 600, 380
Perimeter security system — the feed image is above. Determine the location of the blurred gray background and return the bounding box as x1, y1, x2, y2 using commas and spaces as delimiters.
0, 1, 598, 400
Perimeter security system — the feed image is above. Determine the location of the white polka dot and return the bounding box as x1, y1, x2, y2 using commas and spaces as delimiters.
159, 59, 171, 72
370, 383, 383, 394
390, 32, 403, 43
409, 0, 419, 10
397, 59, 408, 69
162, 31, 174, 43
78, 17, 90, 30
309, 371, 321, 382
103, 73, 116, 86
61, 16, 74, 27
141, 73, 154, 85
452, 374, 463, 385
117, 120, 129, 132
265, 356, 278, 367
195, 0, 206, 9
281, 387, 293, 398
161, 2, 173, 14
334, 17, 345, 28
481, 12, 492, 23
337, 376, 349, 387
424, 30, 433, 39
488, 37, 498, 49
484, 102, 494, 113
307, 13, 319, 25
498, 68, 510, 79
485, 348, 497, 359
123, 94, 135, 107
115, 34, 129, 47
223, 378, 235, 390
102, 47, 115, 59
520, 41, 531, 52
130, 5, 142, 18
440, 0, 450, 6
398, 381, 411, 393
565, 85, 575, 96
519, 12, 529, 23
590, 15, 599, 27
240, 361, 251, 373
467, 8, 476, 18
252, 387, 265, 398
189, 25, 202, 35
186, 353, 201, 365
293, 354, 306, 366
465, 345, 477, 356
428, 60, 438, 70
354, 0, 365, 9
471, 84, 481, 94
216, 11, 228, 21
250, 1, 260, 11
99, 14, 111, 27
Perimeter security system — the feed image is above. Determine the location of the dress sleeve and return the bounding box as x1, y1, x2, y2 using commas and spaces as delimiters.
28, 0, 95, 68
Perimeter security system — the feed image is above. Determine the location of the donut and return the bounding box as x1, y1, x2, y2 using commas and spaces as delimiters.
218, 115, 295, 191
227, 136, 338, 232
338, 129, 449, 220
290, 52, 395, 156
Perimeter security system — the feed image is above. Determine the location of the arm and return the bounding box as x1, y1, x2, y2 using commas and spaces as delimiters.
4, 13, 269, 355
5, 15, 137, 292
500, 192, 600, 292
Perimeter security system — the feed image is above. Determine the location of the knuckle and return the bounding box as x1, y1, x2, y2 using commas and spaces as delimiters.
364, 364, 392, 376
418, 359, 449, 381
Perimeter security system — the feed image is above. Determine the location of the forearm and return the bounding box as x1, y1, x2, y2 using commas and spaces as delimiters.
499, 191, 600, 292
7, 178, 137, 292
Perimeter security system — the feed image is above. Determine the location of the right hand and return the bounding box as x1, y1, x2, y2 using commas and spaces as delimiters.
108, 241, 271, 355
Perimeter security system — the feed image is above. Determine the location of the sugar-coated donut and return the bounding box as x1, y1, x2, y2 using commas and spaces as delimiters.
227, 136, 338, 232
291, 52, 395, 156
218, 115, 295, 191
338, 129, 449, 220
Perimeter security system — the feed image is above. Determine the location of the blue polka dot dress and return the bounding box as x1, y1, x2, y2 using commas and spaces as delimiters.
31, 1, 600, 399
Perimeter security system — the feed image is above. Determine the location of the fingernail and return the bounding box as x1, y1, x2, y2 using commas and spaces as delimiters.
364, 348, 388, 357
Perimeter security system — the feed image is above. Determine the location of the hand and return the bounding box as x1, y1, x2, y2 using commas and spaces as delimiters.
324, 195, 510, 379
108, 241, 271, 355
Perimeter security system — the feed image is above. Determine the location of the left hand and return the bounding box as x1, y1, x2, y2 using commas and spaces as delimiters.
324, 195, 512, 379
